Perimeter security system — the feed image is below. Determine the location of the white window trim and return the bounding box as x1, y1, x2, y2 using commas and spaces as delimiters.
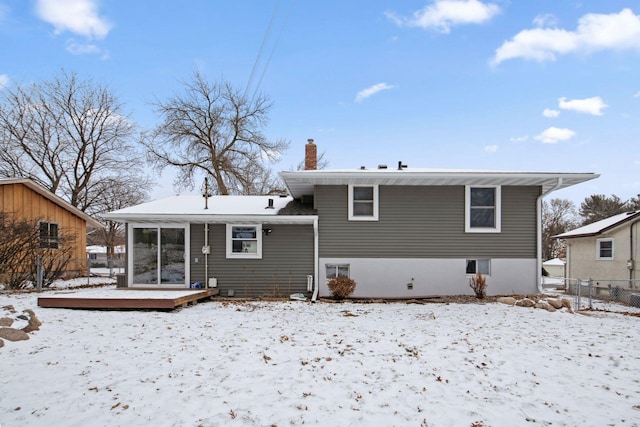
226, 224, 263, 259
465, 258, 491, 276
596, 238, 614, 260
465, 185, 501, 233
348, 184, 379, 221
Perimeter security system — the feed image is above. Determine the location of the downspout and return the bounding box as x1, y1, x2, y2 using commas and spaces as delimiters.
537, 178, 563, 293
204, 223, 209, 288
630, 217, 640, 284
312, 217, 319, 302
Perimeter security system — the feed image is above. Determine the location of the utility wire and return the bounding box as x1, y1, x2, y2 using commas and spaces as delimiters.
244, 0, 294, 103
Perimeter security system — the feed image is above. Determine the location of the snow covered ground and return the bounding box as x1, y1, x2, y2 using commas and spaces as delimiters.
1, 287, 640, 427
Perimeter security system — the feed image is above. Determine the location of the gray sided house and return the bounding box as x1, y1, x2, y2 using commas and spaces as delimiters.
554, 210, 640, 285
105, 195, 317, 298
105, 143, 598, 299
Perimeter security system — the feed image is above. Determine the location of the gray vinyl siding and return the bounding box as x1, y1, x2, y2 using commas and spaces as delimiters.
316, 185, 539, 258
190, 224, 314, 298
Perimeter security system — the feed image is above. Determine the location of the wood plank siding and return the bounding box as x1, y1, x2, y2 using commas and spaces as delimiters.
190, 224, 314, 298
315, 185, 540, 259
0, 181, 90, 276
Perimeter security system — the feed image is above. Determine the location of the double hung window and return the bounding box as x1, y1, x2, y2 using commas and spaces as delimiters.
596, 238, 613, 260
466, 186, 501, 232
39, 221, 59, 249
348, 185, 378, 221
226, 224, 262, 259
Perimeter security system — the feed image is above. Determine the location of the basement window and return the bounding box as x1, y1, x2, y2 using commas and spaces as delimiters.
466, 259, 491, 275
226, 224, 262, 259
326, 264, 350, 279
596, 238, 613, 260
348, 184, 378, 221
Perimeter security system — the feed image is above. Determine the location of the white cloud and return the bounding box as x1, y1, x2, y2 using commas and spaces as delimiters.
509, 135, 528, 143
0, 74, 9, 89
492, 8, 640, 64
35, 0, 112, 39
558, 96, 607, 115
386, 0, 500, 34
533, 13, 558, 28
484, 145, 498, 152
542, 108, 560, 118
355, 83, 394, 103
634, 91, 640, 98
535, 127, 576, 144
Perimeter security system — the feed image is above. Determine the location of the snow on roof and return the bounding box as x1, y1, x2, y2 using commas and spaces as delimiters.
542, 258, 565, 266
104, 195, 313, 224
555, 210, 640, 239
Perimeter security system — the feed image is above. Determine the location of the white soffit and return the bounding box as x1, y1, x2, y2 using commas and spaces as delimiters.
280, 169, 599, 198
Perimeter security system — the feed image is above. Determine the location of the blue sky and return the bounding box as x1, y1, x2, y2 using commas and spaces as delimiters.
1, 0, 639, 205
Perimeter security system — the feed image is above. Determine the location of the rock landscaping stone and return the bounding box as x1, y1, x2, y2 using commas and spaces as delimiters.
0, 327, 29, 341
21, 309, 41, 333
0, 317, 13, 327
515, 298, 535, 308
547, 299, 564, 309
1, 305, 16, 313
534, 301, 556, 312
497, 297, 517, 305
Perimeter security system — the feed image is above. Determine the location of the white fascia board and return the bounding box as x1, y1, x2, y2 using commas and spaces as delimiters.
104, 213, 317, 224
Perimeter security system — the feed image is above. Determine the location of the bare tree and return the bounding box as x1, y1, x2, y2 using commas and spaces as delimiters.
0, 212, 75, 289
579, 194, 628, 225
88, 176, 149, 259
0, 70, 150, 213
542, 198, 579, 260
142, 71, 289, 195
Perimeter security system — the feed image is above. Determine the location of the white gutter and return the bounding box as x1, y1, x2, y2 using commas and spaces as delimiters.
537, 178, 563, 293
104, 214, 317, 225
312, 217, 319, 302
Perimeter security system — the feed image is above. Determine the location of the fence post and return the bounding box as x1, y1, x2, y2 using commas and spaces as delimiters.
588, 278, 593, 309
36, 255, 43, 292
87, 253, 91, 287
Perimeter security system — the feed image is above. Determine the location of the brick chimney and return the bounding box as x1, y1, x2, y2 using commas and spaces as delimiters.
304, 138, 317, 170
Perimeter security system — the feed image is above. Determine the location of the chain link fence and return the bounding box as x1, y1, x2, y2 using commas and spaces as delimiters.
1, 254, 124, 291
564, 278, 640, 310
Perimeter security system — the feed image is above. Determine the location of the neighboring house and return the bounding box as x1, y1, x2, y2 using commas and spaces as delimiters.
0, 178, 103, 277
554, 211, 640, 285
542, 258, 565, 278
105, 141, 598, 298
87, 245, 126, 266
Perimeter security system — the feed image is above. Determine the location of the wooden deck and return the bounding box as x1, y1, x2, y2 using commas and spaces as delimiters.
37, 288, 219, 310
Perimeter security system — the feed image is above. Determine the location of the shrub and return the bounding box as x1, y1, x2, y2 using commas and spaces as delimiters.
469, 272, 487, 299
327, 276, 357, 300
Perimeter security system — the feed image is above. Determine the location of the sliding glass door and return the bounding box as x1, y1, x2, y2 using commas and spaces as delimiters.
130, 224, 188, 286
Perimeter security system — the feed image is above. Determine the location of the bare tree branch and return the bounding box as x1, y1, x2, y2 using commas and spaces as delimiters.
0, 69, 150, 214
142, 71, 289, 195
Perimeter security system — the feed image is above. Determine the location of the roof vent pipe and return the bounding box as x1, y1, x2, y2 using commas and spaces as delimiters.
398, 161, 407, 170
378, 164, 387, 169
266, 198, 274, 209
